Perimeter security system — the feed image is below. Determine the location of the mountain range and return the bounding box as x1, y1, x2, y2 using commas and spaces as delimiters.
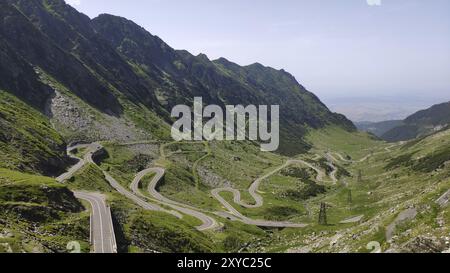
355, 101, 450, 142
0, 0, 354, 163
380, 101, 450, 142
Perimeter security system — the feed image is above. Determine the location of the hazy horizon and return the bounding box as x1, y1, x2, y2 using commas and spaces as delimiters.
324, 95, 449, 122
68, 0, 450, 121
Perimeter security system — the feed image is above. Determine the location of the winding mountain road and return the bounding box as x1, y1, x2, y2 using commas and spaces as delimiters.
325, 153, 338, 184
57, 144, 118, 253
332, 152, 370, 163
74, 191, 117, 253
131, 167, 219, 231
102, 170, 182, 218
331, 142, 404, 165
207, 141, 405, 229
56, 143, 102, 183
212, 159, 328, 209
208, 158, 339, 228
211, 188, 307, 228
61, 143, 216, 228
73, 144, 183, 218
300, 159, 327, 182
59, 142, 340, 232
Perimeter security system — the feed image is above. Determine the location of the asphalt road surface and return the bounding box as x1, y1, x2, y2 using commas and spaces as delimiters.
57, 144, 117, 253
59, 143, 337, 231
131, 168, 219, 231
56, 143, 101, 182
212, 159, 327, 208
210, 159, 332, 228
74, 191, 117, 253
211, 188, 307, 228
103, 170, 182, 218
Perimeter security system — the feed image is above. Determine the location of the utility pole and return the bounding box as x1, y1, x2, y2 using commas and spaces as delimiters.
318, 202, 328, 225
347, 189, 353, 204
357, 170, 362, 183
368, 150, 374, 163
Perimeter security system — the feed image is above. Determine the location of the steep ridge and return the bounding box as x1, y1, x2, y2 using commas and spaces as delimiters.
0, 0, 355, 156
91, 13, 356, 155
0, 1, 122, 114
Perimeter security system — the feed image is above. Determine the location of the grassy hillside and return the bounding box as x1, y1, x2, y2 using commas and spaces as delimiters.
0, 90, 69, 176
0, 168, 89, 253
306, 126, 383, 159
272, 127, 450, 253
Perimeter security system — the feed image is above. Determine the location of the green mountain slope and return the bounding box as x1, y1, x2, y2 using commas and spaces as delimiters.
0, 0, 355, 156
382, 101, 450, 142
300, 127, 450, 253
92, 14, 355, 155
0, 0, 123, 114
0, 90, 70, 176
0, 168, 89, 253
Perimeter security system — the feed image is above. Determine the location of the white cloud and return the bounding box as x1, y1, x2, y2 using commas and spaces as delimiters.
66, 0, 81, 6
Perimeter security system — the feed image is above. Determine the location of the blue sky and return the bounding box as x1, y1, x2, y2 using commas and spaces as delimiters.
68, 0, 449, 110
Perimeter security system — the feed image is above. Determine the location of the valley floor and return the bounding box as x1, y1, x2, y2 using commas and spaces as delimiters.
1, 125, 449, 253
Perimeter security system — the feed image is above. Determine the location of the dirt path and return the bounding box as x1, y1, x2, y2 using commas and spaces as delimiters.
339, 215, 364, 224
386, 208, 417, 241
